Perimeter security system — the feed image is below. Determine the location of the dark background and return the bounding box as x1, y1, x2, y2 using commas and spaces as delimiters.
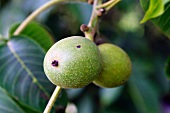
0, 0, 170, 113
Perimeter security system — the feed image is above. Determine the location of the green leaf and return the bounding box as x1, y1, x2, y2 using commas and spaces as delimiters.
12, 98, 41, 113
0, 36, 68, 112
0, 87, 25, 113
165, 56, 170, 79
140, 0, 170, 37
140, 0, 165, 23
9, 22, 54, 51
128, 76, 161, 113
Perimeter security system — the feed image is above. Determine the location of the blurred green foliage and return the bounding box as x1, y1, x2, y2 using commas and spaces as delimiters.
0, 0, 170, 113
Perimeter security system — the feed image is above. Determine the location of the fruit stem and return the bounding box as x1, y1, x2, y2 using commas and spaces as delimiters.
43, 86, 62, 113
83, 0, 120, 41
84, 0, 102, 41
13, 0, 86, 36
88, 0, 99, 28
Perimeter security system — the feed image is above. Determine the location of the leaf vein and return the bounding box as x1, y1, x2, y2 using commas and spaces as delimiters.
7, 41, 50, 98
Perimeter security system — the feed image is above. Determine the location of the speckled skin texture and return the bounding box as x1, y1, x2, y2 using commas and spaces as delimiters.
43, 36, 102, 88
93, 43, 132, 88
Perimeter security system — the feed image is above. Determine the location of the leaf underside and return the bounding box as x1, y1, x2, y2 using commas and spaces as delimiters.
0, 36, 67, 112
0, 87, 25, 113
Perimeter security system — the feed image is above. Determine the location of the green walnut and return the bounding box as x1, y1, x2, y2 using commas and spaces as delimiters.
93, 43, 132, 88
43, 36, 102, 88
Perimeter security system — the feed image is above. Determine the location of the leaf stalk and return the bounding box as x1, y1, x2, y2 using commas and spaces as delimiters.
96, 0, 121, 11
13, 0, 86, 36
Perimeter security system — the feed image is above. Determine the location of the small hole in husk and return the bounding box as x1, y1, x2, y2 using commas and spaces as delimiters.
77, 45, 81, 48
51, 60, 59, 67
